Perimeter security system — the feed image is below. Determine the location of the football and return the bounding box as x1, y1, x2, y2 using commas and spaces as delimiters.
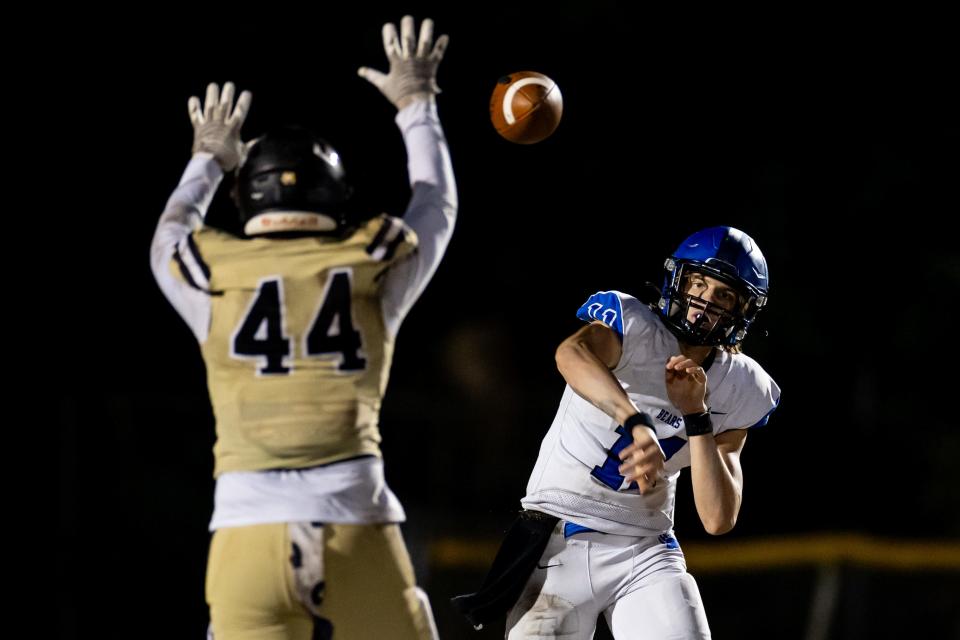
489, 71, 563, 144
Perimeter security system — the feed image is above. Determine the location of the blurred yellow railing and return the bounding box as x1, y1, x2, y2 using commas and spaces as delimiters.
431, 533, 960, 573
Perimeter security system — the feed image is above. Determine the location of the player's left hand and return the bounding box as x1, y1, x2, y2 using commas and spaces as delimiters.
357, 15, 449, 110
665, 355, 708, 415
188, 81, 252, 171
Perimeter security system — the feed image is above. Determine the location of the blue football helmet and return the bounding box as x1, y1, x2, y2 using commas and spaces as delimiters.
658, 226, 769, 347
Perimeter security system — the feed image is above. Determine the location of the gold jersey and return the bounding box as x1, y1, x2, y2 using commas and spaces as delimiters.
172, 215, 417, 476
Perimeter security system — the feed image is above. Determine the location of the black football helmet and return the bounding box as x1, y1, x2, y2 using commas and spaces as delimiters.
236, 126, 352, 236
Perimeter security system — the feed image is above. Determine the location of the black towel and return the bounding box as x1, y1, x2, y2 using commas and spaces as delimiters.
450, 510, 560, 630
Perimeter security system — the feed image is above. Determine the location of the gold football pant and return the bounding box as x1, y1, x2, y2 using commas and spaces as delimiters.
206, 522, 437, 639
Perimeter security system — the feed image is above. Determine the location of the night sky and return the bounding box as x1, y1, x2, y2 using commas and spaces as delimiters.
58, 4, 958, 638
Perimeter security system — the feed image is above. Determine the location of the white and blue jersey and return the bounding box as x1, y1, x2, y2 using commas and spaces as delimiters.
521, 290, 780, 537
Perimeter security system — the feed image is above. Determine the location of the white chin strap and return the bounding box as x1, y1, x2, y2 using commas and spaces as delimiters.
244, 211, 338, 235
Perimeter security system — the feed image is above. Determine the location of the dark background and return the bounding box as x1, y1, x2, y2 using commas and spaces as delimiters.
57, 3, 959, 638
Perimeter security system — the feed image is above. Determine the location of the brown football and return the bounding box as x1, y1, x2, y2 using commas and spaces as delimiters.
489, 71, 563, 144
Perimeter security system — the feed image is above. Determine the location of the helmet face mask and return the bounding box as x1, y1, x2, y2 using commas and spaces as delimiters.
658, 227, 769, 348
663, 264, 748, 346
235, 127, 353, 237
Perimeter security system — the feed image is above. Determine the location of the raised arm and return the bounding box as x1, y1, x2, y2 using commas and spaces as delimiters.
359, 16, 458, 337
149, 82, 251, 342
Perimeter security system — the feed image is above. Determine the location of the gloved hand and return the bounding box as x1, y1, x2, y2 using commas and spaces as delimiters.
187, 82, 252, 171
357, 15, 449, 110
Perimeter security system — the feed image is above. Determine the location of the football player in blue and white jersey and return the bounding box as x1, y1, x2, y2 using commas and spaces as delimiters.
151, 16, 453, 640
455, 227, 780, 639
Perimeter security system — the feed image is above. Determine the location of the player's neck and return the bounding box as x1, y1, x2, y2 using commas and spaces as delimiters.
679, 342, 714, 365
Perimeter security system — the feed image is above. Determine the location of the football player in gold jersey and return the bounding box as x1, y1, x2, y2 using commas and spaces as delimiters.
150, 16, 454, 640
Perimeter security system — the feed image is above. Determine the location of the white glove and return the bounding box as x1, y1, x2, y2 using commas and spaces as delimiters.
357, 15, 449, 110
187, 82, 252, 171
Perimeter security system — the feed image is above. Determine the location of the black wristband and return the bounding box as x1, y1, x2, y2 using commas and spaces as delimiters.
623, 412, 654, 431
683, 411, 713, 437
